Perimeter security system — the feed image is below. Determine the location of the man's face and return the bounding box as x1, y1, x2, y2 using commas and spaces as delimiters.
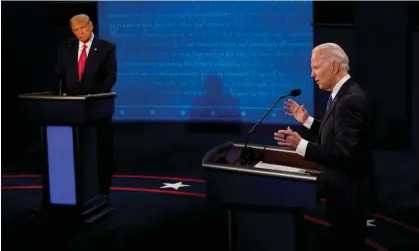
71, 20, 93, 43
310, 51, 335, 91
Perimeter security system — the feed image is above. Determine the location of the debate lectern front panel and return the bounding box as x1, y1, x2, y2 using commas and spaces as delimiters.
19, 91, 116, 223
202, 141, 321, 209
202, 142, 321, 251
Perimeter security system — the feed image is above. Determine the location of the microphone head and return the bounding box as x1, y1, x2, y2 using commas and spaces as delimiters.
290, 89, 301, 97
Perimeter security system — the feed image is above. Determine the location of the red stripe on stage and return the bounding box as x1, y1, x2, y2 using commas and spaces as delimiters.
304, 214, 388, 251
374, 213, 419, 235
1, 185, 43, 190
321, 197, 419, 235
304, 214, 331, 227
365, 239, 389, 251
2, 174, 42, 178
111, 186, 206, 197
2, 173, 205, 183
1, 185, 206, 198
112, 174, 205, 183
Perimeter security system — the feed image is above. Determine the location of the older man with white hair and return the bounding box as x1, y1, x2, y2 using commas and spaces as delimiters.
274, 43, 375, 251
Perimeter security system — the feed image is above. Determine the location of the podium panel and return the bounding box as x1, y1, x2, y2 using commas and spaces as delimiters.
203, 142, 320, 209
202, 142, 321, 251
19, 91, 116, 223
46, 126, 77, 205
205, 169, 317, 209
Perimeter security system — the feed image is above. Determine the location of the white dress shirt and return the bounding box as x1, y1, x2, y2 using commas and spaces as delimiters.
295, 74, 351, 156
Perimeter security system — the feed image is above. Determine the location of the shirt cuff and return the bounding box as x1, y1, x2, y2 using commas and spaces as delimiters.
303, 116, 314, 129
296, 139, 309, 157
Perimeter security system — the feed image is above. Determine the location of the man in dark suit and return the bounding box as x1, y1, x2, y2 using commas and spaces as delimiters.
55, 14, 117, 198
55, 14, 117, 95
274, 43, 375, 251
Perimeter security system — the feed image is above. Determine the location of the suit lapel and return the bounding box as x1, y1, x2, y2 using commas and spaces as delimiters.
319, 95, 339, 133
81, 37, 99, 81
318, 78, 354, 134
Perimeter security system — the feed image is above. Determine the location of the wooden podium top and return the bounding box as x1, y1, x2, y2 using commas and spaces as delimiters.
202, 141, 321, 182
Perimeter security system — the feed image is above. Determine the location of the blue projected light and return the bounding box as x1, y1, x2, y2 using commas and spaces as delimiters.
46, 126, 77, 205
98, 1, 314, 123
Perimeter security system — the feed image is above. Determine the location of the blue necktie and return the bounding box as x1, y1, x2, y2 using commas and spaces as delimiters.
326, 95, 333, 111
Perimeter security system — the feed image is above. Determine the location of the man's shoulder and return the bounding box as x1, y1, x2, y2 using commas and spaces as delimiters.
349, 80, 368, 99
95, 37, 116, 49
340, 79, 371, 110
58, 38, 78, 50
340, 78, 367, 99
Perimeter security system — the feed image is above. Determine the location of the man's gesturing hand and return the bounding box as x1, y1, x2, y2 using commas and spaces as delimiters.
273, 126, 303, 149
283, 99, 309, 124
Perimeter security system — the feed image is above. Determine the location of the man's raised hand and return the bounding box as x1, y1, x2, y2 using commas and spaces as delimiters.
283, 99, 309, 124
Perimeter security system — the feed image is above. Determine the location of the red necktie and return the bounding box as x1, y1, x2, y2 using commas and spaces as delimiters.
78, 44, 87, 81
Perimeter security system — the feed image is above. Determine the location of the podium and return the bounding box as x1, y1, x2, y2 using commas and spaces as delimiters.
19, 91, 116, 223
202, 142, 321, 251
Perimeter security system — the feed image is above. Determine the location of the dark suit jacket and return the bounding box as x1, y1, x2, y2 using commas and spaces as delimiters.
55, 36, 117, 95
305, 78, 376, 210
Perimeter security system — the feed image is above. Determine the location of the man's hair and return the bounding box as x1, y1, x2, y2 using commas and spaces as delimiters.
313, 43, 350, 72
69, 14, 91, 26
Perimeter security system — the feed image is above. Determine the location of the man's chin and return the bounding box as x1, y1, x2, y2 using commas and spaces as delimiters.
78, 37, 89, 43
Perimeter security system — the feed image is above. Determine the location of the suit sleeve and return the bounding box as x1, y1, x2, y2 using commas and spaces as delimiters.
304, 95, 366, 169
309, 119, 321, 135
98, 43, 117, 93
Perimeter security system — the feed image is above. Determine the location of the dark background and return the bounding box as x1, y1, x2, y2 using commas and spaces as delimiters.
2, 1, 419, 213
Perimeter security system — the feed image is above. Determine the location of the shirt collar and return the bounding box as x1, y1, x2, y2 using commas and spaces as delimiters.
79, 33, 94, 49
331, 74, 350, 100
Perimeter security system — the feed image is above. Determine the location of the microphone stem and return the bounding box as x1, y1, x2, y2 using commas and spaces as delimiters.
59, 79, 62, 96
242, 93, 290, 156
247, 94, 289, 138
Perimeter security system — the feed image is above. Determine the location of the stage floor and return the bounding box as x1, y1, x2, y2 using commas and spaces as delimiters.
2, 171, 419, 251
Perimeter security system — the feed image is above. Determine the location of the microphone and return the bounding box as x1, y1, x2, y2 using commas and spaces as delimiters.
290, 89, 301, 97
239, 88, 302, 165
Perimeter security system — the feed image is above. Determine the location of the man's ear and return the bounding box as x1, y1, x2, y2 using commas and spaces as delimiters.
332, 61, 340, 74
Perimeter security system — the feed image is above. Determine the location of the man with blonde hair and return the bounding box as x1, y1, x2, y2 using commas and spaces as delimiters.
56, 14, 117, 94
55, 14, 117, 199
274, 43, 375, 250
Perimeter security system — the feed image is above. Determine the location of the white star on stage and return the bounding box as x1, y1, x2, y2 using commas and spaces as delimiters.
367, 219, 376, 227
160, 182, 190, 190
